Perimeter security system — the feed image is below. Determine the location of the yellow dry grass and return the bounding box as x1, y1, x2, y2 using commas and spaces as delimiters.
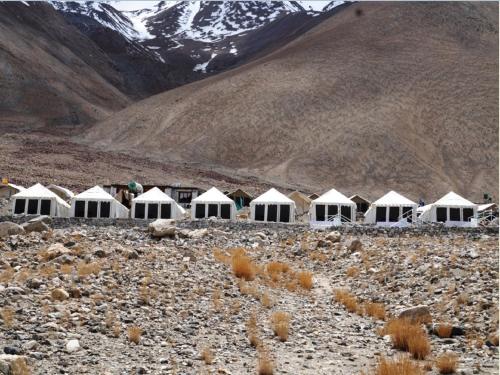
1, 307, 14, 327
127, 326, 142, 344
297, 271, 313, 290
271, 311, 290, 342
384, 318, 431, 359
371, 355, 423, 375
435, 353, 458, 374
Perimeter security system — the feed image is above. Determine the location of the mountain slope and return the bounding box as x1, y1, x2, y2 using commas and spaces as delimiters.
0, 1, 130, 128
83, 2, 499, 201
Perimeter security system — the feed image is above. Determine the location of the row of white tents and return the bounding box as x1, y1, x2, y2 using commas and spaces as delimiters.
9, 183, 481, 227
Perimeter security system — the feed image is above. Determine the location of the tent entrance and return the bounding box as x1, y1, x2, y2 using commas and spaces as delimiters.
195, 204, 205, 219
376, 207, 386, 222
27, 199, 38, 215
220, 204, 231, 219
388, 207, 399, 222
341, 206, 351, 222
208, 204, 218, 217
316, 205, 325, 221
14, 199, 25, 214
402, 206, 413, 222
40, 200, 51, 215
161, 203, 171, 219
462, 208, 473, 222
436, 207, 447, 222
267, 204, 278, 222
280, 205, 290, 223
148, 203, 159, 219
135, 203, 146, 219
100, 202, 111, 218
255, 204, 265, 221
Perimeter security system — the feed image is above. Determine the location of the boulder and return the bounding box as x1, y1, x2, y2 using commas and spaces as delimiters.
0, 222, 24, 238
22, 220, 49, 233
51, 288, 69, 301
148, 219, 176, 238
325, 231, 341, 243
398, 305, 432, 323
347, 239, 363, 252
41, 243, 70, 261
123, 249, 139, 260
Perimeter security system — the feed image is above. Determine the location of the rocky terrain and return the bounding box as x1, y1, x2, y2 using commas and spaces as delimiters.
0, 216, 498, 374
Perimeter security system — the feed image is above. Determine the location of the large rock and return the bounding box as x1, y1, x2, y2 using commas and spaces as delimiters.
148, 219, 176, 238
398, 305, 432, 323
325, 231, 341, 243
40, 243, 70, 261
0, 222, 24, 238
28, 215, 52, 225
22, 220, 49, 233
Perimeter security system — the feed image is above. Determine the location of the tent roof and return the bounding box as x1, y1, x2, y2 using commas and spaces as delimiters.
417, 204, 432, 213
192, 187, 233, 203
47, 184, 74, 198
314, 188, 355, 205
433, 192, 476, 207
228, 188, 253, 198
288, 191, 312, 203
13, 183, 70, 207
478, 203, 497, 212
132, 187, 174, 203
74, 185, 115, 201
252, 188, 294, 204
373, 191, 416, 206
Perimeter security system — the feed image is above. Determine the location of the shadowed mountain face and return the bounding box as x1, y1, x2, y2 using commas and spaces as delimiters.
0, 2, 130, 129
83, 2, 499, 201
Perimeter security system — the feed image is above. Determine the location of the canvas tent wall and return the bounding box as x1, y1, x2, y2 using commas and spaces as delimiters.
364, 191, 417, 227
191, 187, 236, 220
131, 187, 184, 220
12, 183, 70, 217
250, 188, 296, 223
0, 183, 25, 199
418, 192, 478, 227
71, 186, 129, 219
47, 184, 74, 203
310, 188, 356, 225
227, 189, 253, 209
288, 191, 312, 216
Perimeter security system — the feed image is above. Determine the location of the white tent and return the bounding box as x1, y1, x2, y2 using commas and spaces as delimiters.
12, 183, 70, 217
191, 187, 236, 220
71, 186, 129, 219
131, 187, 184, 220
418, 192, 478, 227
0, 183, 25, 199
250, 188, 296, 223
364, 191, 417, 227
309, 188, 356, 225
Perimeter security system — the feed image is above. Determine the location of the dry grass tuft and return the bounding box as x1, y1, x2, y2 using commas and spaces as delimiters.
297, 271, 313, 290
200, 346, 214, 365
1, 307, 14, 327
261, 291, 273, 308
127, 326, 142, 344
346, 266, 360, 278
271, 311, 290, 342
77, 261, 102, 278
213, 247, 231, 264
232, 253, 255, 281
257, 350, 274, 375
435, 353, 458, 374
364, 302, 386, 321
373, 355, 423, 375
385, 319, 431, 359
10, 356, 31, 375
436, 324, 453, 338
112, 323, 121, 338
60, 264, 73, 275
334, 289, 358, 313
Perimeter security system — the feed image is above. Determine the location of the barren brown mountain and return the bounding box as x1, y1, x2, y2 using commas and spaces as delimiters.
83, 2, 499, 201
0, 2, 130, 128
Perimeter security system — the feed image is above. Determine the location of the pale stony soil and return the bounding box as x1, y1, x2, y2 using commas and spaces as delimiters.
0, 222, 498, 374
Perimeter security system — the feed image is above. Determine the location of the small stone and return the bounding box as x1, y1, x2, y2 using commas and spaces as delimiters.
3, 347, 21, 355
51, 288, 69, 301
325, 231, 341, 243
66, 339, 80, 353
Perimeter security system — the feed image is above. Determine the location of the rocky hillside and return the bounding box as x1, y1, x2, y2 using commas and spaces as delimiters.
84, 2, 499, 201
